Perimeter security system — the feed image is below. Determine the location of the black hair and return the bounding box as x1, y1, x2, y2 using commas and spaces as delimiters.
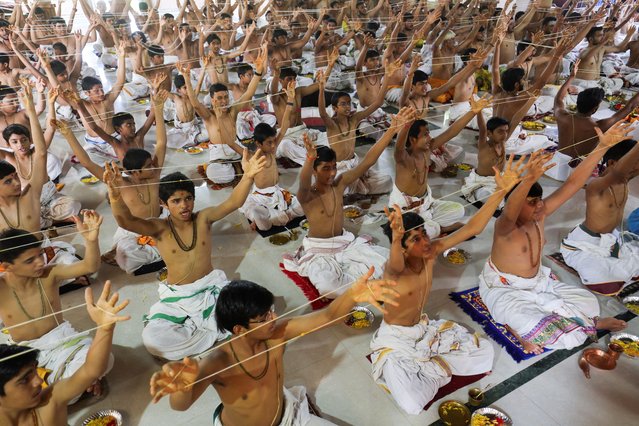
272, 28, 288, 40
406, 119, 428, 150
52, 42, 67, 54
159, 172, 195, 203
505, 181, 543, 200
81, 76, 103, 91
49, 16, 66, 26
112, 112, 135, 130
206, 33, 221, 44
50, 60, 67, 76
147, 44, 164, 57
515, 11, 525, 21
0, 344, 40, 396
220, 13, 232, 20
542, 16, 557, 26
209, 83, 228, 97
178, 23, 190, 30
0, 84, 16, 101
403, 13, 414, 20
313, 146, 337, 169
215, 280, 274, 333
326, 18, 337, 26
365, 49, 380, 60
363, 29, 376, 39
0, 229, 42, 264
236, 63, 253, 77
330, 91, 351, 108
115, 18, 128, 28
2, 124, 30, 143
131, 31, 147, 43
122, 148, 152, 172
279, 67, 297, 79
587, 27, 603, 41
517, 39, 532, 55
567, 12, 581, 20
0, 19, 10, 28
382, 212, 426, 248
501, 67, 525, 92
0, 160, 16, 180
33, 8, 45, 16
576, 87, 605, 115
162, 13, 175, 20
174, 74, 186, 89
603, 139, 637, 165
397, 32, 408, 43
366, 21, 380, 32
254, 123, 277, 143
486, 117, 510, 132
459, 47, 477, 64
0, 52, 8, 65
102, 13, 115, 22
412, 70, 428, 84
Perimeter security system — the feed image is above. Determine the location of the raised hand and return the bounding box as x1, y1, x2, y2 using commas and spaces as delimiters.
363, 33, 376, 48
35, 77, 47, 94
117, 39, 127, 56
385, 58, 403, 76
531, 30, 544, 46
349, 267, 399, 315
570, 58, 580, 78
523, 150, 555, 182
426, 7, 442, 25
595, 120, 633, 148
469, 94, 492, 113
303, 133, 316, 160
17, 78, 34, 107
148, 72, 167, 93
384, 204, 405, 241
85, 280, 130, 330
74, 210, 103, 242
316, 69, 327, 87
153, 89, 170, 106
51, 118, 73, 137
494, 154, 526, 192
469, 47, 490, 66
150, 357, 200, 403
241, 148, 266, 178
409, 54, 421, 73
104, 161, 124, 199
254, 44, 268, 75
391, 106, 416, 129
285, 80, 296, 103
327, 47, 339, 68
175, 60, 191, 75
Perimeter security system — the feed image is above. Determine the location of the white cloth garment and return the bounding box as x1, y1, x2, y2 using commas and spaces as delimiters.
336, 153, 392, 195
206, 144, 242, 184
526, 95, 555, 116
448, 97, 492, 130
429, 143, 464, 173
384, 87, 404, 105
370, 315, 494, 415
461, 170, 498, 204
46, 152, 63, 182
276, 124, 329, 166
167, 117, 209, 149
356, 105, 390, 141
111, 227, 162, 274
478, 258, 599, 349
236, 110, 277, 141
121, 72, 151, 101
282, 230, 389, 297
239, 184, 304, 231
83, 132, 118, 166
389, 184, 465, 238
213, 386, 335, 426
561, 224, 639, 291
504, 125, 556, 156
39, 180, 81, 228
142, 269, 230, 360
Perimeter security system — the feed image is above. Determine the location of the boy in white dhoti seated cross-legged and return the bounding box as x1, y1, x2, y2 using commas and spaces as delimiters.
240, 83, 304, 231
150, 271, 399, 425
480, 127, 631, 354
372, 158, 525, 415
283, 109, 413, 297
0, 211, 109, 399
106, 150, 266, 360
561, 138, 639, 295
391, 97, 491, 238
166, 75, 209, 149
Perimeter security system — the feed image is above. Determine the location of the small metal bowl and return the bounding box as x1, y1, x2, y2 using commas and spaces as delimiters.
343, 205, 364, 219
80, 175, 100, 185
344, 306, 374, 329
438, 400, 471, 425
442, 248, 471, 266
83, 409, 123, 426
471, 407, 512, 426
621, 296, 639, 315
157, 267, 168, 282
269, 233, 291, 246
610, 332, 639, 358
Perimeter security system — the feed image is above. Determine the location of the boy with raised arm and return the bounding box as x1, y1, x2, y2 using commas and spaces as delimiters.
479, 124, 632, 355
150, 269, 399, 426
54, 90, 169, 275
561, 139, 639, 296
391, 97, 489, 238
0, 211, 107, 398
0, 281, 129, 425
104, 150, 266, 360
239, 82, 303, 231
282, 108, 413, 297
373, 156, 526, 415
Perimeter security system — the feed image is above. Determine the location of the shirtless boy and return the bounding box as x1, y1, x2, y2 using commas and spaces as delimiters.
372, 156, 526, 415
479, 124, 631, 355
104, 150, 266, 360
150, 269, 399, 425
561, 139, 639, 295
0, 281, 129, 426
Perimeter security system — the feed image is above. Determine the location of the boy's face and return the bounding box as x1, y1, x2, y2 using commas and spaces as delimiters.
257, 136, 276, 154
53, 23, 66, 35
210, 39, 221, 53
0, 62, 8, 72
0, 93, 19, 114
0, 364, 51, 411
275, 35, 287, 46
411, 125, 431, 149
116, 119, 136, 138
488, 124, 509, 144
85, 84, 105, 103
334, 95, 352, 116
412, 80, 428, 96
131, 157, 155, 180
0, 172, 22, 197
518, 196, 545, 222
313, 161, 337, 186
3, 247, 46, 277
404, 227, 433, 259
282, 75, 296, 87
212, 91, 230, 109
7, 132, 30, 155
55, 71, 69, 83
365, 56, 381, 70
239, 69, 254, 85
163, 190, 195, 221
150, 54, 164, 66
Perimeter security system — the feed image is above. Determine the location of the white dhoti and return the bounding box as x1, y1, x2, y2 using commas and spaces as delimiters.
236, 109, 277, 142
277, 124, 329, 166
54, 101, 76, 122
282, 230, 389, 297
526, 95, 555, 116
504, 125, 555, 156
448, 98, 492, 130
213, 386, 335, 426
40, 181, 80, 229
83, 133, 118, 166
101, 47, 118, 68
561, 224, 639, 295
239, 185, 304, 231
478, 259, 599, 349
389, 184, 465, 238
316, 63, 353, 91
206, 144, 242, 184
167, 117, 209, 149
122, 72, 150, 102
429, 144, 464, 173
142, 270, 230, 360
111, 227, 162, 274
46, 152, 63, 182
356, 106, 390, 141
461, 170, 498, 204
370, 316, 494, 415
336, 154, 392, 195
384, 87, 403, 105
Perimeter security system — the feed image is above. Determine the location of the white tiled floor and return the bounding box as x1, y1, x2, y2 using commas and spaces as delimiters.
7, 24, 639, 426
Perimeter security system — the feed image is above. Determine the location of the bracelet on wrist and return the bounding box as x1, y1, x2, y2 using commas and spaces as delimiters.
306, 155, 317, 161
286, 101, 294, 106
254, 71, 263, 76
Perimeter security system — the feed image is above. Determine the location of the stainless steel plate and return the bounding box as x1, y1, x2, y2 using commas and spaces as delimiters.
344, 306, 374, 329
471, 407, 513, 426
442, 248, 471, 266
610, 332, 639, 358
82, 409, 123, 426
343, 205, 364, 219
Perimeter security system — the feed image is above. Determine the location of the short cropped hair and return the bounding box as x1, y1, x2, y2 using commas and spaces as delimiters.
159, 172, 195, 203
382, 212, 425, 248
0, 229, 42, 264
215, 280, 274, 333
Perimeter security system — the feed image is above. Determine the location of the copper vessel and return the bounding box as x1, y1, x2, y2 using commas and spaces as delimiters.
578, 343, 624, 378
